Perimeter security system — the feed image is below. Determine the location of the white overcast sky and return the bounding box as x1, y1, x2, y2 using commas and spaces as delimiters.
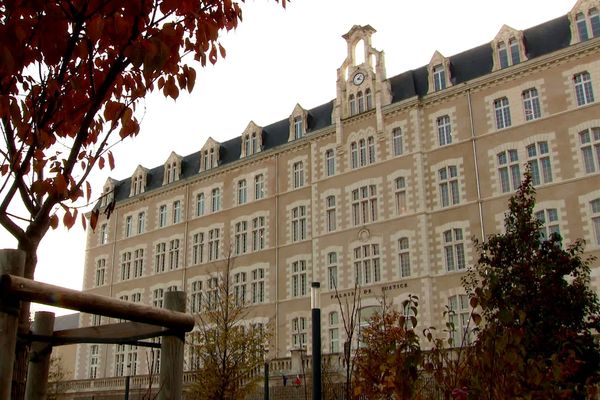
1, 0, 573, 315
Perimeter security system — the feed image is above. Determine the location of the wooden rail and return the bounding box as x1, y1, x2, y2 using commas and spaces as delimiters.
0, 274, 195, 332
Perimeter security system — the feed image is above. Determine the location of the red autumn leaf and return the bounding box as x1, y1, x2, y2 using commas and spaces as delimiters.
90, 209, 100, 231
108, 151, 115, 170
49, 214, 59, 230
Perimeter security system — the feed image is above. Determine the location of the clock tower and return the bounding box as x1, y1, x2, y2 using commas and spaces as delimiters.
333, 25, 392, 143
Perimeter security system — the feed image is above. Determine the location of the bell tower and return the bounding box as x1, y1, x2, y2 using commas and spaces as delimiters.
333, 25, 391, 143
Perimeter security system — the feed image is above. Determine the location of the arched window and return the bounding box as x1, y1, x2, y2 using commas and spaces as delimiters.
365, 88, 373, 110
349, 94, 356, 116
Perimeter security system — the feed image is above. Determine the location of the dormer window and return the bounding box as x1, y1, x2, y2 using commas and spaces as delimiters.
199, 138, 220, 172
129, 166, 147, 197
241, 122, 263, 156
100, 178, 116, 207
163, 152, 182, 185
433, 64, 446, 91
428, 52, 451, 94
294, 117, 303, 139
201, 149, 216, 170
571, 1, 600, 44
288, 105, 307, 142
492, 26, 526, 71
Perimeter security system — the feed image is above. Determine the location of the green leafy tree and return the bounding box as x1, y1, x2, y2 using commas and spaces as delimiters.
187, 257, 269, 400
463, 171, 600, 399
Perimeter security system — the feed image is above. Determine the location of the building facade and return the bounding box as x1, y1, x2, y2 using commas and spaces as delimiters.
75, 0, 600, 382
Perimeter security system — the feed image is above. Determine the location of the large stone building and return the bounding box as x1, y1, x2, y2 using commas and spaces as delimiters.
74, 0, 600, 385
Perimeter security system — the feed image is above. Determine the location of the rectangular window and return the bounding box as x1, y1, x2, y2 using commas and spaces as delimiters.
325, 149, 335, 176
100, 223, 108, 244
350, 142, 358, 169
95, 259, 106, 287
237, 179, 247, 205
121, 252, 131, 281
367, 136, 376, 164
293, 161, 304, 188
89, 345, 99, 379
591, 199, 600, 246
438, 165, 460, 207
352, 185, 378, 225
192, 232, 205, 264
153, 288, 164, 308
252, 216, 265, 251
437, 115, 452, 146
574, 72, 595, 106
291, 260, 307, 297
191, 280, 202, 313
535, 209, 560, 240
172, 200, 181, 224
327, 252, 338, 290
251, 268, 265, 303
136, 212, 145, 234
196, 193, 205, 216
522, 88, 541, 121
353, 243, 381, 285
294, 116, 303, 139
592, 9, 600, 37
114, 344, 125, 377
509, 38, 520, 65
168, 239, 179, 270
398, 237, 411, 278
394, 177, 407, 214
125, 216, 132, 238
494, 97, 511, 129
234, 272, 247, 306
448, 294, 471, 346
498, 41, 509, 69
133, 248, 144, 278
497, 149, 521, 193
155, 242, 166, 273
580, 128, 600, 173
444, 228, 466, 272
208, 228, 220, 261
577, 12, 589, 41
211, 188, 221, 212
207, 277, 219, 310
527, 141, 553, 186
158, 205, 167, 228
254, 174, 265, 200
329, 312, 339, 353
291, 206, 307, 242
326, 196, 336, 232
433, 64, 446, 91
292, 317, 307, 349
234, 221, 248, 255
392, 128, 404, 156
92, 314, 102, 326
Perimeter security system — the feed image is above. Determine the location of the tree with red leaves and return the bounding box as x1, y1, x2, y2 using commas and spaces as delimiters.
0, 0, 285, 397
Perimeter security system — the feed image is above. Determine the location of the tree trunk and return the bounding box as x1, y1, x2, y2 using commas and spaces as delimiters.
13, 238, 40, 400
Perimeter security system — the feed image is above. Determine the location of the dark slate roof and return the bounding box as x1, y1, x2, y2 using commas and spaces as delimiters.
108, 14, 572, 204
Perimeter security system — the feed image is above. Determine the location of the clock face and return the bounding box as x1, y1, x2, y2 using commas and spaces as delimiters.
352, 72, 365, 86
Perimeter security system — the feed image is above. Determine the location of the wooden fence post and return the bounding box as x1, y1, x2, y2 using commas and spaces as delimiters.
25, 311, 55, 400
0, 249, 26, 400
158, 291, 186, 400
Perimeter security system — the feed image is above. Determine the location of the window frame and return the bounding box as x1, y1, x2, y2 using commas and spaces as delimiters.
494, 97, 512, 129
